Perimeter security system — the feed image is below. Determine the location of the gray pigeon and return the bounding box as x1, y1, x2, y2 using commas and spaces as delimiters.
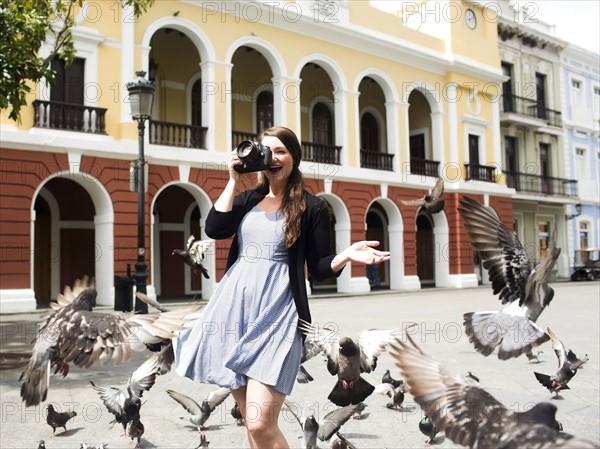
299, 320, 404, 406
534, 327, 588, 398
374, 382, 405, 410
330, 432, 358, 449
79, 443, 108, 449
90, 353, 160, 435
38, 441, 46, 449
401, 177, 445, 214
458, 197, 560, 360
284, 401, 360, 449
167, 387, 231, 431
126, 416, 144, 448
172, 235, 211, 279
389, 334, 598, 449
526, 350, 544, 363
381, 369, 403, 388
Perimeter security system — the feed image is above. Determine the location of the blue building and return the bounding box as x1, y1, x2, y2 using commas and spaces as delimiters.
561, 44, 600, 271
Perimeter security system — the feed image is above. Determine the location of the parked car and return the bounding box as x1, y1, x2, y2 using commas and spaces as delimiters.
571, 248, 600, 281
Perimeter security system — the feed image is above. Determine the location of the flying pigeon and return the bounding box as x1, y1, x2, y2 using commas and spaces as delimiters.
296, 338, 324, 383
526, 350, 544, 363
374, 382, 405, 410
534, 327, 589, 398
401, 177, 445, 214
172, 235, 212, 279
418, 415, 438, 446
389, 334, 598, 449
330, 432, 358, 449
19, 278, 202, 406
46, 404, 76, 436
126, 416, 144, 448
284, 400, 360, 449
381, 369, 403, 388
166, 386, 231, 431
299, 320, 405, 406
90, 352, 160, 436
458, 197, 561, 360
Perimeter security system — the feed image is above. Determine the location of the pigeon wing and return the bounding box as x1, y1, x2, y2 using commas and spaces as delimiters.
522, 226, 561, 310
90, 382, 126, 418
458, 196, 531, 304
430, 178, 444, 202
374, 382, 395, 398
317, 404, 360, 441
401, 198, 426, 207
298, 319, 340, 375
300, 338, 325, 363
135, 292, 170, 313
357, 328, 403, 373
547, 327, 567, 368
188, 239, 211, 265
166, 389, 202, 416
283, 399, 306, 430
127, 353, 160, 398
205, 387, 231, 412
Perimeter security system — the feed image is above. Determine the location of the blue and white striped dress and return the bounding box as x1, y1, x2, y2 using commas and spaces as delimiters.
174, 206, 302, 395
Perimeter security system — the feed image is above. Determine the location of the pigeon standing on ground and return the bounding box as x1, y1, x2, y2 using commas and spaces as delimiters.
330, 432, 358, 449
166, 387, 231, 431
19, 278, 201, 407
534, 327, 589, 398
351, 402, 367, 419
299, 320, 404, 406
284, 401, 360, 449
419, 415, 438, 446
79, 444, 108, 449
381, 369, 403, 388
46, 404, 77, 436
401, 177, 445, 214
172, 235, 212, 279
374, 382, 405, 410
231, 402, 244, 426
389, 334, 598, 449
90, 353, 160, 436
458, 197, 561, 360
38, 441, 46, 449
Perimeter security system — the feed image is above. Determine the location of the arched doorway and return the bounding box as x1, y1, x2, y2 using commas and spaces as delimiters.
416, 212, 434, 286
366, 203, 389, 289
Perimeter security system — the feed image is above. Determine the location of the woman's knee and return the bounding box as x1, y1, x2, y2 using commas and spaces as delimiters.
245, 417, 277, 440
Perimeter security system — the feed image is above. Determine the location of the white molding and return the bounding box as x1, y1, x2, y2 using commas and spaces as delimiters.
0, 290, 37, 314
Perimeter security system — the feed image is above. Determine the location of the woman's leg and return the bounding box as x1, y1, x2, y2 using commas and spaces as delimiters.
237, 378, 289, 449
231, 385, 258, 449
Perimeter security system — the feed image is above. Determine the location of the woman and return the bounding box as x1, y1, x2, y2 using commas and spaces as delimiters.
175, 126, 390, 449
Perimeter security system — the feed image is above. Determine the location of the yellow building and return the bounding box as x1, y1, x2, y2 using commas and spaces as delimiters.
0, 1, 511, 312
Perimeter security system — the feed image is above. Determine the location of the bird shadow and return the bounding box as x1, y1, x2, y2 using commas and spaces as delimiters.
52, 427, 85, 437
339, 432, 381, 440
182, 423, 227, 432
429, 434, 447, 445
137, 438, 159, 448
551, 394, 566, 400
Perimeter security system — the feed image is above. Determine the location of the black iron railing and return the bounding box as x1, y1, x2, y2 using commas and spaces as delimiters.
149, 120, 207, 148
503, 171, 578, 197
360, 150, 394, 171
301, 141, 341, 165
410, 158, 440, 177
501, 95, 562, 127
232, 130, 257, 145
464, 163, 497, 183
32, 100, 107, 134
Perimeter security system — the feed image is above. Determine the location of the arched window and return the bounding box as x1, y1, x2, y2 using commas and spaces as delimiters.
312, 102, 333, 145
361, 112, 379, 152
256, 91, 273, 132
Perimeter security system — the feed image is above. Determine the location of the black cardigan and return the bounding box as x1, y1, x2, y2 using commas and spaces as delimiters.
204, 190, 342, 325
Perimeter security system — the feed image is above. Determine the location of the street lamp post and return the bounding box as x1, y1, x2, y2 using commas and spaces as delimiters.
125, 71, 155, 314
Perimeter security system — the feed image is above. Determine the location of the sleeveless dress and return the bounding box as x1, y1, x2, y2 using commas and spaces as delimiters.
174, 206, 302, 395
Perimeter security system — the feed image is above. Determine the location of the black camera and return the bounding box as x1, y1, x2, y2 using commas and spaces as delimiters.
234, 140, 273, 173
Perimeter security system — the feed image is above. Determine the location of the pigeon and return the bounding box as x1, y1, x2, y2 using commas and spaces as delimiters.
38, 441, 46, 449
299, 319, 405, 406
172, 235, 212, 279
166, 386, 231, 431
126, 416, 144, 448
381, 369, 403, 388
389, 333, 598, 449
534, 327, 588, 398
401, 177, 445, 214
374, 382, 405, 410
466, 371, 480, 383
79, 444, 108, 449
231, 402, 244, 426
419, 415, 438, 446
90, 352, 160, 435
330, 432, 358, 449
458, 197, 561, 359
46, 404, 76, 436
352, 402, 367, 419
284, 400, 360, 449
19, 278, 202, 406
195, 434, 210, 448
526, 350, 544, 363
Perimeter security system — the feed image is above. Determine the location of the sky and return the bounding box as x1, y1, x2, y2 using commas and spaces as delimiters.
370, 1, 600, 55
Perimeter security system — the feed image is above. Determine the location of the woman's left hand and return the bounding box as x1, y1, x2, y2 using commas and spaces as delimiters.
332, 240, 390, 272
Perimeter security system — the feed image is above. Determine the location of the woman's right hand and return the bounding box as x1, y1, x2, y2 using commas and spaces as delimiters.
228, 150, 243, 183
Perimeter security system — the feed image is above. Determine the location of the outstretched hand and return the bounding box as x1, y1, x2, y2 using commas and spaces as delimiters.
332, 240, 390, 272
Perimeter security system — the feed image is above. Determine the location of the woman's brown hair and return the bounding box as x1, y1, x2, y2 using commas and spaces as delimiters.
255, 126, 306, 248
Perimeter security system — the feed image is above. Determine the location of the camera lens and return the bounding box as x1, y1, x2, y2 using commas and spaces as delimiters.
236, 141, 254, 159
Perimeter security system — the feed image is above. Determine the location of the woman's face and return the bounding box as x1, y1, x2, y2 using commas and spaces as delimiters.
260, 135, 295, 185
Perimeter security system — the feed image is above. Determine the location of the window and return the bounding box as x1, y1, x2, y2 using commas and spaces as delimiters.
469, 134, 480, 165
256, 91, 273, 133
50, 56, 85, 130
501, 62, 514, 112
535, 73, 547, 120
538, 221, 550, 261
571, 79, 582, 89
594, 86, 600, 95
579, 221, 589, 249
576, 147, 588, 179
360, 112, 379, 152
505, 136, 517, 188
539, 143, 550, 193
312, 102, 333, 145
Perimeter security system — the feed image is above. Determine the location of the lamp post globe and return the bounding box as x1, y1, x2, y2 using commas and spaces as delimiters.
125, 71, 155, 314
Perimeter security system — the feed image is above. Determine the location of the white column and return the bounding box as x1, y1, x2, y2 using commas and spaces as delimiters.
95, 213, 115, 306
400, 102, 411, 174
121, 4, 135, 122
338, 89, 357, 167
385, 100, 401, 173
272, 75, 301, 127
447, 84, 460, 178
430, 110, 446, 168
200, 60, 225, 151
491, 98, 502, 177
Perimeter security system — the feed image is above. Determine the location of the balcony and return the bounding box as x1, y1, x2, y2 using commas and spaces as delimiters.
232, 130, 257, 145
464, 163, 497, 183
360, 150, 394, 171
149, 120, 207, 149
504, 171, 578, 197
32, 100, 107, 134
501, 95, 562, 129
410, 158, 440, 177
301, 141, 341, 165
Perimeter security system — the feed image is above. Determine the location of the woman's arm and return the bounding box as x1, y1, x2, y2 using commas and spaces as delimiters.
331, 241, 390, 273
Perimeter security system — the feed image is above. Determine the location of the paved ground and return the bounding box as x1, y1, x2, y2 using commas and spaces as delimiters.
1, 282, 598, 449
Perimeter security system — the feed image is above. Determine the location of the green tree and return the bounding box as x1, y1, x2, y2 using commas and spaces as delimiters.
0, 0, 154, 122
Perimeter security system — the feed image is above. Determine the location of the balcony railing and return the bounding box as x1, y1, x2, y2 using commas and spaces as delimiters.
232, 130, 257, 145
503, 171, 578, 197
301, 141, 341, 165
410, 157, 440, 177
149, 120, 207, 148
464, 163, 497, 183
501, 95, 562, 127
32, 100, 107, 134
360, 150, 394, 171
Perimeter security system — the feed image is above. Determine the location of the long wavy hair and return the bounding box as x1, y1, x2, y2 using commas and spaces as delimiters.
255, 126, 306, 248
